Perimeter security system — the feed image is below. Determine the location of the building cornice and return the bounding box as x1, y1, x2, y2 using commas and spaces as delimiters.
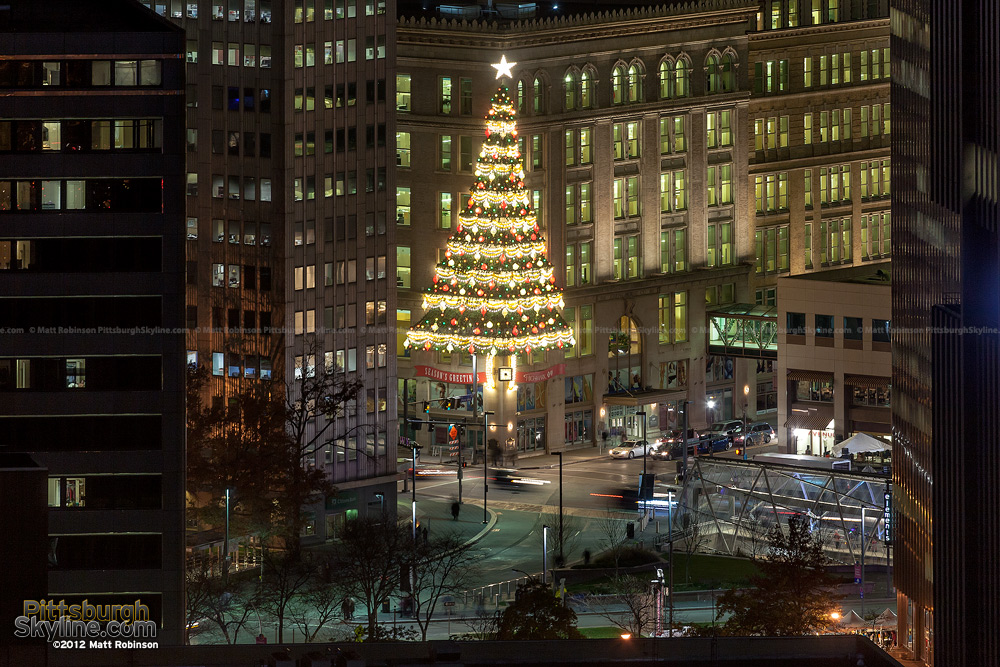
398, 1, 759, 48
748, 18, 890, 45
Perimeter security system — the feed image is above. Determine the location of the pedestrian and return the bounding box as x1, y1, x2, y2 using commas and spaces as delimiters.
583, 549, 591, 565
255, 633, 267, 645
451, 501, 460, 520
422, 525, 429, 543
341, 598, 355, 620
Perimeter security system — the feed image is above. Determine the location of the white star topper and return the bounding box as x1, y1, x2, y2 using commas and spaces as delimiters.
492, 54, 516, 79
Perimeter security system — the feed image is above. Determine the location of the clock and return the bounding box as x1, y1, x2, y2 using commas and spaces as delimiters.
498, 367, 513, 382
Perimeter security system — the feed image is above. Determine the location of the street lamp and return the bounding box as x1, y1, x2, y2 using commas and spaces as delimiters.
861, 506, 867, 616
542, 525, 549, 585
706, 400, 716, 457
483, 410, 494, 524
550, 451, 563, 567
636, 410, 648, 515
742, 384, 750, 461
224, 488, 231, 585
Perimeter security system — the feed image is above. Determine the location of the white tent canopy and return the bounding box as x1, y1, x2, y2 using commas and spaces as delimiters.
832, 432, 890, 456
874, 608, 897, 628
837, 609, 868, 630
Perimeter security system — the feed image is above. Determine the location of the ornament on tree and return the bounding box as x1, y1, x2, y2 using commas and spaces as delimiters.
405, 78, 575, 363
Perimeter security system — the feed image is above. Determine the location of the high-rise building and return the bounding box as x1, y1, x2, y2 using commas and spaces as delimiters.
396, 0, 761, 455
0, 0, 186, 644
748, 1, 891, 454
893, 2, 1000, 665
139, 0, 398, 542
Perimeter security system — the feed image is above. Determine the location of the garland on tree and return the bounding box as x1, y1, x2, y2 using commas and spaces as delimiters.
406, 85, 575, 361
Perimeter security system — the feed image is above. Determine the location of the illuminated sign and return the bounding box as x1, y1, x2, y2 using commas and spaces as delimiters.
883, 490, 892, 543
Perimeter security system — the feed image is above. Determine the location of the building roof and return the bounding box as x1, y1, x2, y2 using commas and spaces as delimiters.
398, 0, 752, 23
0, 0, 178, 33
780, 262, 892, 286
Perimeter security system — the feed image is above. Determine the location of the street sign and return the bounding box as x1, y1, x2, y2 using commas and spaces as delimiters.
854, 563, 861, 583
444, 601, 455, 607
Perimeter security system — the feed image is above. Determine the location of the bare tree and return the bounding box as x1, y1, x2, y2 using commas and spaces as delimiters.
189, 572, 260, 644
598, 508, 630, 574
539, 511, 584, 566
459, 603, 502, 640
258, 549, 316, 643
329, 515, 411, 637
679, 518, 709, 583
287, 572, 348, 643
410, 533, 481, 640
585, 573, 655, 637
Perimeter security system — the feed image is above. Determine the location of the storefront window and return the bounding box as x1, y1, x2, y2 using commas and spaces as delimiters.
852, 385, 890, 407
565, 409, 592, 444
705, 387, 733, 422
517, 416, 546, 452
795, 379, 833, 402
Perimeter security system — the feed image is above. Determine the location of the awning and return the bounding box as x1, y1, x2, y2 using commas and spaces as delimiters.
786, 369, 834, 382
784, 411, 834, 431
845, 374, 891, 389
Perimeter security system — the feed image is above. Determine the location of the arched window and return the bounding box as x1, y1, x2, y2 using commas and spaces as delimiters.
580, 69, 593, 108
533, 76, 544, 114
674, 59, 689, 97
564, 71, 577, 110
706, 54, 721, 94
627, 63, 643, 103
516, 79, 525, 113
612, 65, 626, 105
658, 60, 673, 99
720, 53, 735, 92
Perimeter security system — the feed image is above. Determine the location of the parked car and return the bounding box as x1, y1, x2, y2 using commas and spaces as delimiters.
649, 429, 701, 461
708, 420, 745, 443
746, 422, 775, 445
698, 433, 732, 454
609, 439, 652, 459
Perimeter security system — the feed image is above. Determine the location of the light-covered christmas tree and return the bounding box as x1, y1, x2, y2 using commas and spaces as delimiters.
405, 81, 574, 373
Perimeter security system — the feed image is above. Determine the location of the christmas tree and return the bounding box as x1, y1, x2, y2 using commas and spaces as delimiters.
405, 83, 575, 370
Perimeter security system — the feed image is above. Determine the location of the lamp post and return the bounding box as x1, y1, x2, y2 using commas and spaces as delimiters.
742, 384, 750, 461
542, 525, 549, 585
636, 410, 648, 516
550, 451, 563, 567
483, 410, 494, 524
224, 488, 231, 585
861, 506, 866, 616
667, 490, 675, 633
706, 399, 716, 457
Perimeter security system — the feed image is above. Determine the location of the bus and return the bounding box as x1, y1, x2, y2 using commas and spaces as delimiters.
752, 453, 851, 471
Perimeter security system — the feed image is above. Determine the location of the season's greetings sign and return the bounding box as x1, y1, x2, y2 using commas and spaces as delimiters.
415, 364, 565, 385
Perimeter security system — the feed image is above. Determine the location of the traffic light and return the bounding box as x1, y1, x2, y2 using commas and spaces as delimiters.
422, 401, 429, 413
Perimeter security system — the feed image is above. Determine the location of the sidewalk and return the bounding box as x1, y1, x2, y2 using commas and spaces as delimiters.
400, 496, 497, 548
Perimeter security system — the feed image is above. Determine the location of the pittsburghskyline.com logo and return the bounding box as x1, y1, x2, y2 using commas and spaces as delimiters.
13, 599, 158, 649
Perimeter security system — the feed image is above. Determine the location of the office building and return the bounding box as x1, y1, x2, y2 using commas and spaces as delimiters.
396, 0, 761, 456
892, 1, 1000, 664
0, 0, 186, 644
138, 0, 398, 542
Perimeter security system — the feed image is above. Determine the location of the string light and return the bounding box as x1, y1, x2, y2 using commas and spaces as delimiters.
508, 355, 518, 392
405, 85, 576, 358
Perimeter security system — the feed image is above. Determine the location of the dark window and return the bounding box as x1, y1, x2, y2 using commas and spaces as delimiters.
245, 132, 256, 156
212, 85, 223, 110
243, 264, 256, 289
844, 316, 863, 341
0, 296, 160, 329
872, 319, 890, 343
259, 267, 272, 291
243, 310, 255, 330
186, 305, 198, 329
786, 312, 806, 336
260, 311, 271, 332
815, 314, 834, 338
228, 309, 239, 329
259, 88, 271, 113
244, 87, 255, 109
0, 415, 161, 451
228, 86, 240, 110
186, 260, 198, 285
212, 130, 224, 154
260, 133, 271, 158
51, 534, 161, 570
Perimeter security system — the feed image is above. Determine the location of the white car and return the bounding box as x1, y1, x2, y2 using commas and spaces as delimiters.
608, 439, 652, 459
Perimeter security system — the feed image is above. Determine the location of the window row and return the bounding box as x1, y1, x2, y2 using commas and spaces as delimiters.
201, 306, 274, 333
0, 179, 161, 213
207, 42, 273, 68
202, 218, 273, 246
0, 415, 161, 452
0, 297, 161, 329
295, 80, 387, 110
47, 475, 160, 510
0, 357, 160, 392
290, 37, 385, 67
198, 174, 272, 202
0, 238, 161, 273
205, 263, 271, 291
0, 60, 162, 89
210, 352, 273, 379
0, 119, 161, 153
786, 313, 890, 342
764, 0, 885, 30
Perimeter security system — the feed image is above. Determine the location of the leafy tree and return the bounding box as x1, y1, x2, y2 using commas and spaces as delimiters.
186, 360, 362, 554
410, 533, 481, 641
329, 516, 411, 637
715, 514, 843, 636
496, 580, 583, 640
